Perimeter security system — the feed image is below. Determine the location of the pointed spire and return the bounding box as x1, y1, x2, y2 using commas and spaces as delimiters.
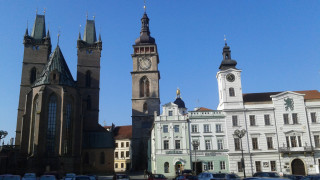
134, 7, 155, 45
219, 39, 238, 70
98, 33, 101, 42
46, 29, 50, 38
57, 31, 60, 46
24, 20, 29, 36
31, 14, 46, 40
83, 17, 97, 44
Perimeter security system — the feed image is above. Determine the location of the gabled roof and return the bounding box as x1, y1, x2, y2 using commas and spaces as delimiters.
112, 125, 132, 140
243, 90, 320, 102
196, 107, 214, 111
32, 45, 76, 87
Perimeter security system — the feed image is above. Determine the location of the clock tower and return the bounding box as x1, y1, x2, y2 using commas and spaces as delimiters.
131, 12, 160, 170
216, 42, 244, 110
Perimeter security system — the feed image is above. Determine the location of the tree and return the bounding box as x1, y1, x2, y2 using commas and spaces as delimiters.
0, 130, 8, 143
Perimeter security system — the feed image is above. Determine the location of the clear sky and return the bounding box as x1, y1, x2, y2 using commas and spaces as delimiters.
0, 0, 320, 144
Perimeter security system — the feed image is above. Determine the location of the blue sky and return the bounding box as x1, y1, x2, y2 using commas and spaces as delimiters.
0, 0, 320, 144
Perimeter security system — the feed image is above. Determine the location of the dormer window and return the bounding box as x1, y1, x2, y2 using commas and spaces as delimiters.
168, 111, 173, 116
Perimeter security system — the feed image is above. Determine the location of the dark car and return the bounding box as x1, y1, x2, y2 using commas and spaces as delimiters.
113, 174, 130, 180
211, 173, 228, 180
186, 175, 198, 180
148, 174, 167, 180
226, 174, 241, 180
253, 172, 281, 178
74, 176, 91, 180
283, 174, 304, 180
301, 174, 320, 180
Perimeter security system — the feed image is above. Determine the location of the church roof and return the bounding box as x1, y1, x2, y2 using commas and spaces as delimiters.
135, 12, 155, 45
31, 14, 46, 40
243, 90, 320, 102
174, 97, 186, 109
32, 45, 76, 87
113, 125, 132, 140
83, 19, 97, 44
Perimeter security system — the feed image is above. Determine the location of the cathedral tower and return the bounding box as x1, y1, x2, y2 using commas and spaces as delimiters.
16, 14, 51, 146
77, 18, 102, 130
131, 11, 160, 170
216, 42, 244, 110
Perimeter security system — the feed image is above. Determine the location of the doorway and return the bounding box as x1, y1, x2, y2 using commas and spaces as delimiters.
291, 159, 306, 175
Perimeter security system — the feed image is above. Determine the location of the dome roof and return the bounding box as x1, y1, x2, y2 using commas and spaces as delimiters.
174, 97, 186, 109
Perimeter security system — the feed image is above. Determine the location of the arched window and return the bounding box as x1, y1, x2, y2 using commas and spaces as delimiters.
64, 101, 73, 155
30, 95, 39, 154
87, 96, 91, 110
84, 152, 89, 164
143, 103, 148, 113
164, 162, 169, 173
100, 152, 105, 164
46, 95, 57, 155
229, 88, 235, 97
86, 71, 91, 87
30, 67, 37, 84
140, 76, 150, 97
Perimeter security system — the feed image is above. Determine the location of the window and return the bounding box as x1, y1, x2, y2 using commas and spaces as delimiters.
140, 76, 150, 97
216, 124, 222, 133
115, 152, 118, 158
121, 142, 124, 147
115, 143, 118, 148
163, 125, 168, 133
87, 95, 91, 110
292, 113, 298, 124
283, 114, 289, 124
229, 88, 235, 97
271, 161, 277, 171
164, 162, 169, 173
164, 140, 169, 150
85, 71, 91, 87
315, 135, 320, 148
255, 161, 261, 172
208, 162, 214, 170
311, 112, 317, 123
191, 125, 198, 133
264, 115, 270, 125
121, 151, 124, 158
290, 136, 297, 147
298, 136, 302, 147
286, 135, 302, 147
175, 140, 180, 149
267, 137, 273, 149
192, 140, 199, 150
217, 139, 223, 150
174, 125, 179, 133
250, 115, 256, 126
237, 162, 243, 172
121, 163, 124, 168
47, 95, 57, 155
115, 163, 118, 168
203, 124, 210, 133
205, 140, 211, 150
286, 136, 290, 147
232, 116, 238, 126
126, 142, 129, 147
100, 152, 105, 164
220, 161, 226, 170
252, 138, 259, 150
234, 138, 241, 150
64, 102, 73, 155
30, 67, 37, 84
126, 151, 129, 157
169, 110, 173, 116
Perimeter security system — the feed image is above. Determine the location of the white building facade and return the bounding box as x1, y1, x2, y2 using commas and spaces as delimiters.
216, 42, 320, 176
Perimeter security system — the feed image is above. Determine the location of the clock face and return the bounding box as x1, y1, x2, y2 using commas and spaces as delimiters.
139, 57, 151, 70
226, 73, 235, 82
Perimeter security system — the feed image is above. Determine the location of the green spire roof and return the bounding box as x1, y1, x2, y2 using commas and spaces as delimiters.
33, 45, 76, 87
31, 14, 46, 40
83, 20, 97, 44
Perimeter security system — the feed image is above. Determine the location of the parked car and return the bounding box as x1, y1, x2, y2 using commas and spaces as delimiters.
283, 174, 304, 180
175, 175, 187, 180
148, 174, 167, 180
244, 178, 288, 180
211, 173, 228, 180
185, 175, 198, 180
182, 170, 194, 175
86, 175, 97, 180
64, 174, 76, 180
74, 176, 91, 180
253, 172, 281, 178
0, 175, 21, 180
198, 172, 214, 180
301, 174, 320, 180
40, 175, 56, 180
113, 174, 130, 180
22, 173, 37, 180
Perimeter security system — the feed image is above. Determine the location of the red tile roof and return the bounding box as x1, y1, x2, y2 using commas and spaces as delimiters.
196, 107, 214, 111
243, 90, 320, 102
113, 125, 132, 140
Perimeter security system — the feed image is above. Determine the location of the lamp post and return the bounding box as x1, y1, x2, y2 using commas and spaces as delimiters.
234, 129, 247, 178
192, 141, 199, 175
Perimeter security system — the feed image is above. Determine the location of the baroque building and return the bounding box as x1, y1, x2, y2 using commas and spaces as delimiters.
216, 42, 320, 176
112, 125, 132, 172
131, 11, 160, 170
11, 14, 114, 174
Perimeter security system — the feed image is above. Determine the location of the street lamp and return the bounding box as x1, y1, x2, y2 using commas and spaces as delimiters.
234, 129, 247, 178
192, 141, 199, 175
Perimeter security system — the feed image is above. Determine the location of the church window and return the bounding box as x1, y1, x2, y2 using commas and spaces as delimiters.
86, 71, 91, 87
30, 95, 39, 154
229, 88, 235, 97
164, 162, 169, 173
84, 152, 89, 164
139, 76, 150, 97
47, 95, 57, 155
143, 103, 148, 113
30, 67, 37, 84
64, 102, 72, 155
100, 152, 105, 164
225, 53, 229, 59
87, 96, 91, 110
